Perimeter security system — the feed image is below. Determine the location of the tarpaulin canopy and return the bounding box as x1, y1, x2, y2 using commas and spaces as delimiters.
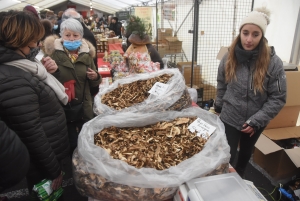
0, 0, 158, 13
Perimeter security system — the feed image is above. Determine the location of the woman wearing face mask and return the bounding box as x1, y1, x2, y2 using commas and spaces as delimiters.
215, 7, 286, 177
44, 18, 101, 155
0, 10, 70, 199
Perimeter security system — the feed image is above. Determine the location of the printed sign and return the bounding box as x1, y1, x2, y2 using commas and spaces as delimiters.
117, 11, 129, 21
148, 82, 169, 96
134, 7, 153, 31
188, 118, 216, 138
163, 3, 175, 21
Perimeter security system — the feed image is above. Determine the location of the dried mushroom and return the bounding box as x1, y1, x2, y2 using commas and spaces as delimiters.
94, 117, 208, 170
72, 150, 177, 201
101, 74, 173, 110
167, 89, 192, 111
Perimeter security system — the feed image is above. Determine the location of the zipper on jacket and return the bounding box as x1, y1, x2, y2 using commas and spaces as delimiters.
250, 72, 254, 90
276, 74, 281, 93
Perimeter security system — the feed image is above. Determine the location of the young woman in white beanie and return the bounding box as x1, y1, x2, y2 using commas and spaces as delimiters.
214, 7, 287, 177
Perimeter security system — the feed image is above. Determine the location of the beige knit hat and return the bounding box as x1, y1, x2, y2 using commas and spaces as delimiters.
240, 7, 271, 35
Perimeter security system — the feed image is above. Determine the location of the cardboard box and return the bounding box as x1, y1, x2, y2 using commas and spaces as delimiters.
157, 28, 173, 41
254, 71, 300, 181
203, 88, 217, 101
156, 44, 171, 57
254, 129, 300, 180
216, 46, 229, 60
107, 38, 114, 44
266, 71, 300, 129
266, 106, 300, 129
195, 83, 217, 101
283, 71, 300, 107
165, 37, 182, 50
177, 62, 202, 87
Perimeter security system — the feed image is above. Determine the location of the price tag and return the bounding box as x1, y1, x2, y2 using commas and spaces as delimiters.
148, 82, 169, 96
188, 118, 216, 138
98, 67, 110, 71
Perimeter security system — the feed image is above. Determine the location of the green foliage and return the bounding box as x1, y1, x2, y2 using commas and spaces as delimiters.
126, 15, 152, 39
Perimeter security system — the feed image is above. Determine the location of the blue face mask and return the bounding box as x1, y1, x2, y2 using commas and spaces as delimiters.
53, 25, 58, 30
63, 40, 82, 51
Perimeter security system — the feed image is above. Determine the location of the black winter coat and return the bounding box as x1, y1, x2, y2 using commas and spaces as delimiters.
109, 22, 122, 38
0, 45, 70, 180
0, 120, 30, 192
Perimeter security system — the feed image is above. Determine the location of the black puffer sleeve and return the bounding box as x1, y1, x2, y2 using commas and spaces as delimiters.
0, 120, 30, 190
0, 68, 61, 180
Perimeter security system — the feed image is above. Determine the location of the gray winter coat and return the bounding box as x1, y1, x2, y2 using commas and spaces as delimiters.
215, 47, 286, 131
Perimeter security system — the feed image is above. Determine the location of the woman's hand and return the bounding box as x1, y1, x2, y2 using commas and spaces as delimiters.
86, 68, 99, 80
241, 123, 255, 137
51, 172, 63, 191
42, 57, 58, 74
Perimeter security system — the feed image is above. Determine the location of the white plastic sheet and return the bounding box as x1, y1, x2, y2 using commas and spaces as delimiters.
93, 68, 189, 115
76, 107, 230, 188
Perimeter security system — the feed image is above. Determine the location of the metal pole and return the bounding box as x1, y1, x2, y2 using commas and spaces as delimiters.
194, 1, 200, 63
174, 5, 194, 36
161, 0, 164, 29
251, 0, 254, 11
191, 0, 200, 88
232, 0, 237, 42
289, 8, 300, 64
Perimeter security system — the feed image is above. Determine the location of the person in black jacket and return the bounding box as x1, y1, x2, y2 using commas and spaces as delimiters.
0, 120, 30, 192
109, 17, 122, 38
60, 8, 99, 96
0, 11, 69, 198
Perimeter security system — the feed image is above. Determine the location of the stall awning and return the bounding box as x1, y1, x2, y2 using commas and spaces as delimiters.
0, 0, 157, 13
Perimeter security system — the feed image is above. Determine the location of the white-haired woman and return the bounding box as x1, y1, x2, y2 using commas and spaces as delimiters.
44, 18, 101, 154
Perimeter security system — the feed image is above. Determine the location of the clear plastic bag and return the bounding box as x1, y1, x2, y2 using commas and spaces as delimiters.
93, 69, 190, 115
73, 107, 230, 201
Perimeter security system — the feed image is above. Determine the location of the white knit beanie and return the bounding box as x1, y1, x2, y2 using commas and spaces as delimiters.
239, 7, 271, 35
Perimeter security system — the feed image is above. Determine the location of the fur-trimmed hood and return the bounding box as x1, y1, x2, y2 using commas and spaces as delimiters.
43, 35, 96, 58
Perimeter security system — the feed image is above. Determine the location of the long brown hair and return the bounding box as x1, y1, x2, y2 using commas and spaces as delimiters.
0, 10, 44, 49
225, 34, 270, 94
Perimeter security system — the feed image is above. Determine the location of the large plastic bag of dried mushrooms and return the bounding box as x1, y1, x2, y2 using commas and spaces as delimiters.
93, 68, 191, 115
73, 107, 230, 201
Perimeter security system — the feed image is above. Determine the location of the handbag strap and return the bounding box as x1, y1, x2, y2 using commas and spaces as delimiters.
80, 67, 88, 103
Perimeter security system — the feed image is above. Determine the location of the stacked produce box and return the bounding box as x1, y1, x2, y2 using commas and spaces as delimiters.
97, 39, 108, 53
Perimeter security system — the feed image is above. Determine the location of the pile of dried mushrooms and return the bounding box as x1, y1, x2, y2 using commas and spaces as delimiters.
94, 117, 208, 170
73, 151, 177, 201
101, 74, 191, 111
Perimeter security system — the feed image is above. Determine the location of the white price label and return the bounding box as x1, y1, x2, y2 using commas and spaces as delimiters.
188, 118, 216, 138
148, 82, 169, 96
98, 67, 110, 71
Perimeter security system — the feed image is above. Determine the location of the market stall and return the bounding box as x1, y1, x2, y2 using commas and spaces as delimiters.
72, 9, 268, 201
